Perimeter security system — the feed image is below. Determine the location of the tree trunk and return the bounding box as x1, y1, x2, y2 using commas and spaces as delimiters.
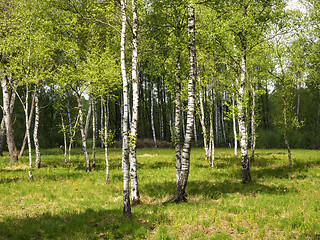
232, 93, 238, 156
1, 77, 18, 163
175, 51, 182, 184
250, 84, 256, 161
76, 92, 90, 172
101, 96, 104, 147
198, 80, 209, 163
103, 98, 109, 183
66, 90, 73, 148
0, 85, 16, 156
209, 88, 215, 167
61, 114, 67, 163
237, 29, 251, 184
284, 100, 292, 167
19, 92, 36, 157
34, 85, 41, 169
174, 1, 196, 202
68, 113, 80, 163
85, 94, 92, 138
92, 99, 96, 170
221, 93, 227, 147
130, 0, 140, 206
150, 83, 157, 148
121, 0, 131, 217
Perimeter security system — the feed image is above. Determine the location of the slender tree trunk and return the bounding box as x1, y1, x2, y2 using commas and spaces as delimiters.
1, 77, 18, 163
214, 91, 219, 146
103, 98, 109, 183
296, 82, 300, 125
66, 90, 73, 148
250, 84, 256, 161
182, 107, 186, 139
34, 85, 41, 168
121, 0, 131, 217
61, 114, 67, 163
232, 93, 238, 156
85, 95, 92, 138
92, 99, 96, 170
174, 1, 196, 202
237, 29, 251, 184
19, 92, 36, 157
283, 100, 292, 167
198, 80, 209, 162
209, 88, 215, 167
68, 114, 80, 163
130, 0, 140, 205
221, 93, 227, 147
194, 116, 198, 146
76, 92, 90, 172
101, 96, 104, 147
174, 51, 182, 184
150, 83, 157, 148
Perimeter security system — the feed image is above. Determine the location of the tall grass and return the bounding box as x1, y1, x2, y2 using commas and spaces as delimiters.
0, 148, 319, 239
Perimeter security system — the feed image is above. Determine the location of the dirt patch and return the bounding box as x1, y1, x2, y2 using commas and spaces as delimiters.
111, 139, 174, 148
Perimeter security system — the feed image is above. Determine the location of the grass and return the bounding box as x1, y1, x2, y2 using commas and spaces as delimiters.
0, 147, 320, 239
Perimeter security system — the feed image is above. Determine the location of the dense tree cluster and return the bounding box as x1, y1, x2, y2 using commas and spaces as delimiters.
1, 0, 319, 215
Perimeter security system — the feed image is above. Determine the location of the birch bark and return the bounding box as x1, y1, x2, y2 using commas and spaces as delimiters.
232, 93, 238, 156
76, 92, 90, 172
174, 1, 196, 202
175, 51, 182, 184
34, 85, 41, 168
92, 99, 96, 170
250, 83, 256, 161
1, 77, 18, 163
120, 0, 131, 217
237, 31, 251, 183
130, 0, 140, 205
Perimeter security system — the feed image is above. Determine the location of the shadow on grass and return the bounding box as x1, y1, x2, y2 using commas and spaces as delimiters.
0, 207, 166, 240
142, 179, 296, 201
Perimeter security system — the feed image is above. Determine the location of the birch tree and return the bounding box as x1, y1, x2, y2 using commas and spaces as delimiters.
173, 0, 197, 202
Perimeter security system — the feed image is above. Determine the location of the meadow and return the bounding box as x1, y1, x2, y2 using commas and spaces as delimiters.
0, 147, 319, 239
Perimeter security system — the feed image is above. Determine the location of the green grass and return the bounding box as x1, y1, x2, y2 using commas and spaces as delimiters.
0, 148, 320, 239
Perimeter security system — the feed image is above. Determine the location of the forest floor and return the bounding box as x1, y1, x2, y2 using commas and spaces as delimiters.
0, 147, 319, 239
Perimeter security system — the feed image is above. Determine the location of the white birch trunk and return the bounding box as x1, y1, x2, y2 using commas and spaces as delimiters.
92, 99, 96, 170
66, 90, 73, 148
0, 83, 16, 156
237, 31, 251, 183
19, 92, 36, 157
61, 114, 67, 163
174, 1, 196, 202
209, 89, 215, 167
232, 93, 238, 156
175, 52, 182, 184
221, 93, 227, 146
103, 99, 109, 183
198, 82, 209, 162
120, 0, 131, 217
34, 85, 41, 168
101, 96, 104, 147
150, 84, 157, 148
250, 84, 256, 161
85, 95, 92, 138
68, 114, 80, 163
1, 77, 18, 163
76, 93, 90, 172
130, 0, 140, 205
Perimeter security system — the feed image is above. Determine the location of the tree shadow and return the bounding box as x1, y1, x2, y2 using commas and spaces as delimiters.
0, 207, 167, 239
142, 178, 296, 202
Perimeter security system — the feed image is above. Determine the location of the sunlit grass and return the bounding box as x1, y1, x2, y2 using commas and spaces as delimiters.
0, 147, 319, 239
